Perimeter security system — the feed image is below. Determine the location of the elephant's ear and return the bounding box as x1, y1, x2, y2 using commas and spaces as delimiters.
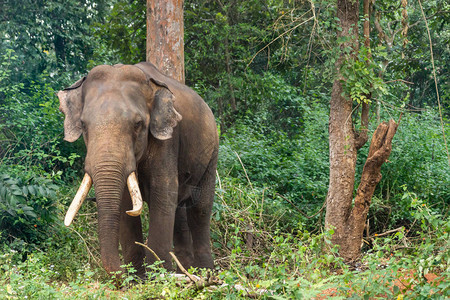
150, 88, 182, 140
57, 77, 86, 142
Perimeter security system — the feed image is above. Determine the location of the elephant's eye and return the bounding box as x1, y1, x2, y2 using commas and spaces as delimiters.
134, 120, 144, 131
80, 120, 86, 131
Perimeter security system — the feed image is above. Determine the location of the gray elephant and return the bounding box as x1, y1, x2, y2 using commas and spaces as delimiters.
58, 62, 218, 277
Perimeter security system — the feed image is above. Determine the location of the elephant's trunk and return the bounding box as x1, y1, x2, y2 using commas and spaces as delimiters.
92, 161, 126, 274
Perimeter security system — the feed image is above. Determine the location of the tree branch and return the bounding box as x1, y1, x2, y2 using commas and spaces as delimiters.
354, 119, 399, 210
135, 241, 161, 261
355, 102, 370, 150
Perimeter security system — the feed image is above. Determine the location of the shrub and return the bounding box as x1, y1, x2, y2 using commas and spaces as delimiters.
0, 49, 82, 251
0, 172, 59, 249
218, 97, 329, 224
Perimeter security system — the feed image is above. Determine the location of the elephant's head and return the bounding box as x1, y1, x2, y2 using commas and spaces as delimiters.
58, 64, 182, 273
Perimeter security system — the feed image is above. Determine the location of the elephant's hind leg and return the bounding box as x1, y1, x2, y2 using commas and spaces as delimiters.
186, 158, 217, 269
173, 205, 194, 272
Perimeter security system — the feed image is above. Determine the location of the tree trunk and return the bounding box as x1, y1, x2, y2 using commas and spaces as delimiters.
325, 0, 359, 261
146, 0, 185, 83
325, 0, 399, 263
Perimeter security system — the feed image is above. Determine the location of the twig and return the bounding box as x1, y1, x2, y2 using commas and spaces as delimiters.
368, 226, 404, 238
303, 1, 317, 94
135, 241, 161, 261
68, 226, 101, 267
383, 79, 414, 85
233, 151, 253, 190
397, 112, 403, 126
258, 188, 266, 228
247, 15, 314, 68
169, 251, 198, 283
375, 98, 424, 112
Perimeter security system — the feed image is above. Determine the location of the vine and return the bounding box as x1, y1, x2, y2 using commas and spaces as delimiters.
340, 46, 387, 105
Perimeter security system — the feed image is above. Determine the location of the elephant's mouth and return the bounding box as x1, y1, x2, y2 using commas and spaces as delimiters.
64, 172, 143, 226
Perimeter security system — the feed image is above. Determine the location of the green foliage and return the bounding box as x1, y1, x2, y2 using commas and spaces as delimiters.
0, 0, 448, 298
0, 50, 81, 250
216, 74, 329, 223
184, 0, 289, 127
0, 50, 82, 180
94, 0, 146, 64
0, 173, 59, 246
340, 46, 387, 104
0, 0, 111, 87
373, 0, 449, 111
1, 172, 447, 299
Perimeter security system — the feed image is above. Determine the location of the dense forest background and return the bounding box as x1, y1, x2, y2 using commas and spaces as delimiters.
0, 0, 448, 298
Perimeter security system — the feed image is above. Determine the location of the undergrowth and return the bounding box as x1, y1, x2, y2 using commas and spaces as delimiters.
1, 173, 448, 299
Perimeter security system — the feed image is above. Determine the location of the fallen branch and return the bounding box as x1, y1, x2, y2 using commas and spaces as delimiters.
368, 226, 404, 238
168, 251, 268, 297
169, 251, 198, 283
135, 241, 161, 261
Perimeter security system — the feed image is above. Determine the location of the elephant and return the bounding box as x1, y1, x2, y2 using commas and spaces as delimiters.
57, 62, 218, 278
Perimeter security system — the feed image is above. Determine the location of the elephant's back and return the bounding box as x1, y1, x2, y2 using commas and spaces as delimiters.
135, 61, 218, 177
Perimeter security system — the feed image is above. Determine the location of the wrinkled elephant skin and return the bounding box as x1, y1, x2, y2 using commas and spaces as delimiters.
58, 62, 218, 277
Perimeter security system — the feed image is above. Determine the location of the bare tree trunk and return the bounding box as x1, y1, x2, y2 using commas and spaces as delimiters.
146, 0, 185, 83
325, 0, 359, 261
325, 0, 399, 263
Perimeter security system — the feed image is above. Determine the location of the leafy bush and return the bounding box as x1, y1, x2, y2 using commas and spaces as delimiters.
0, 49, 82, 251
217, 83, 329, 221
0, 172, 59, 248
0, 52, 83, 171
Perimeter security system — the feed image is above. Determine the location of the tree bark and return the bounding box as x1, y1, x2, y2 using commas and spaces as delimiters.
325, 0, 399, 263
146, 0, 185, 83
325, 0, 359, 258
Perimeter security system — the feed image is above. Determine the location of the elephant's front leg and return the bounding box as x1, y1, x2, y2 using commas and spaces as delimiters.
143, 138, 179, 270
146, 176, 178, 270
119, 190, 146, 277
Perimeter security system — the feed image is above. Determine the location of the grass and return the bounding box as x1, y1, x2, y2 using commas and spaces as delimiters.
1, 173, 448, 299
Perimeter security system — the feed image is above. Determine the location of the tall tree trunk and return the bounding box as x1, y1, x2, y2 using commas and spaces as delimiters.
325, 0, 359, 261
325, 0, 399, 263
146, 0, 185, 83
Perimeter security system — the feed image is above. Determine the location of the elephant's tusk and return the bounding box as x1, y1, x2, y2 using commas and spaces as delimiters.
126, 172, 143, 216
64, 173, 92, 226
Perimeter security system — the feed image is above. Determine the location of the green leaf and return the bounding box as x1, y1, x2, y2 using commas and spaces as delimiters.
28, 185, 36, 196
